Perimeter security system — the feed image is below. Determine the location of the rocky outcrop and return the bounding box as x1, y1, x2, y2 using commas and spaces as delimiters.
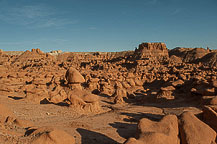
15, 48, 49, 62
48, 50, 63, 56
134, 42, 169, 60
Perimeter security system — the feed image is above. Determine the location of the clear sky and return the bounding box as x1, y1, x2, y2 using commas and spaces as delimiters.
0, 0, 217, 52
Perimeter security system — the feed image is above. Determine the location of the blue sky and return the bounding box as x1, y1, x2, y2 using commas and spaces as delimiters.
0, 0, 217, 52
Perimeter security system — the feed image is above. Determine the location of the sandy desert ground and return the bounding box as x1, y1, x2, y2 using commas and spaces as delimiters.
0, 42, 217, 144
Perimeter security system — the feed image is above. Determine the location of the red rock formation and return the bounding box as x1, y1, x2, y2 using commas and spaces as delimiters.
125, 115, 179, 144
203, 106, 217, 132
134, 42, 169, 60
179, 111, 216, 144
1, 43, 217, 143
29, 127, 75, 144
169, 47, 210, 63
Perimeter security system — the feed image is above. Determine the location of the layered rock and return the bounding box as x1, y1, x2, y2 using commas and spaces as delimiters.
134, 42, 169, 60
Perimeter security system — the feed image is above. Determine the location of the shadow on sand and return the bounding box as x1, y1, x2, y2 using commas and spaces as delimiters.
77, 128, 119, 144
109, 122, 137, 140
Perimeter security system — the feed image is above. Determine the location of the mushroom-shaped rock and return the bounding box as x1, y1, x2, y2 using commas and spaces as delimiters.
156, 86, 175, 100
65, 67, 85, 90
65, 67, 85, 84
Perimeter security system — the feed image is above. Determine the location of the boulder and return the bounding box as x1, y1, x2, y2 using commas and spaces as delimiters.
48, 86, 68, 104
65, 67, 85, 84
67, 90, 101, 112
24, 85, 49, 103
80, 93, 99, 103
179, 111, 216, 144
125, 115, 179, 144
65, 67, 85, 90
203, 105, 217, 132
30, 127, 75, 144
